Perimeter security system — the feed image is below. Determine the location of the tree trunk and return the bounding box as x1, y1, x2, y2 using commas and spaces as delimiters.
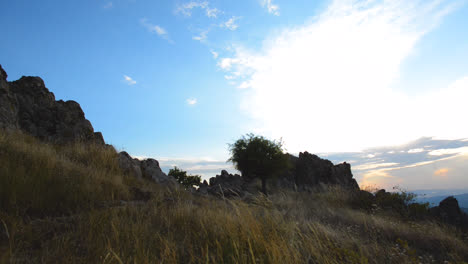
261, 178, 267, 196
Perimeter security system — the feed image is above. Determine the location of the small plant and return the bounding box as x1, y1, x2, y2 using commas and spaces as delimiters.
168, 166, 201, 188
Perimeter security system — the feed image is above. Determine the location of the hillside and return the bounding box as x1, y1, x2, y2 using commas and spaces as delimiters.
1, 66, 468, 263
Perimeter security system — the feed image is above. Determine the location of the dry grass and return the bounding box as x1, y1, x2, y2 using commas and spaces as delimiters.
1, 130, 467, 263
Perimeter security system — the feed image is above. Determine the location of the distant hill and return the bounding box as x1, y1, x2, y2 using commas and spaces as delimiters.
415, 193, 468, 208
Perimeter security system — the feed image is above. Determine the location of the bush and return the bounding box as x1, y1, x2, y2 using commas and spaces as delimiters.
228, 133, 289, 195
168, 166, 201, 188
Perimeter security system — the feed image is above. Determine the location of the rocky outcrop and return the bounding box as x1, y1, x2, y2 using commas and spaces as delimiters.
198, 170, 246, 197
0, 65, 104, 144
430, 196, 468, 230
118, 151, 178, 187
199, 152, 359, 197
118, 151, 143, 179
0, 65, 19, 130
294, 152, 359, 190
273, 152, 359, 191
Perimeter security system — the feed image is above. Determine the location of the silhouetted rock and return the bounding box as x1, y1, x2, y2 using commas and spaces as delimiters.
274, 152, 359, 191
0, 65, 104, 144
141, 158, 177, 186
295, 152, 359, 190
118, 151, 143, 179
430, 196, 468, 230
0, 65, 19, 130
117, 151, 178, 187
199, 170, 246, 197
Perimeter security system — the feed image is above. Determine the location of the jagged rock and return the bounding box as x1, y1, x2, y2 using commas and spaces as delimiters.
200, 170, 246, 197
430, 196, 468, 230
141, 158, 177, 186
0, 65, 104, 144
117, 151, 178, 187
201, 152, 359, 198
294, 152, 359, 190
0, 65, 19, 130
118, 151, 143, 179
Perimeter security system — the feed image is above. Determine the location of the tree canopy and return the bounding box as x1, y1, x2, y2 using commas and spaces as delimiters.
168, 167, 201, 189
228, 133, 289, 194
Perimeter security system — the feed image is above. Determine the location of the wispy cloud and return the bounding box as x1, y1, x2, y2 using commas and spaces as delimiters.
221, 16, 240, 30
158, 157, 235, 180
123, 75, 136, 85
205, 7, 221, 18
211, 50, 219, 59
261, 0, 280, 16
323, 137, 468, 190
176, 1, 221, 18
140, 18, 173, 43
103, 2, 113, 9
217, 0, 460, 153
186, 98, 198, 105
193, 31, 209, 42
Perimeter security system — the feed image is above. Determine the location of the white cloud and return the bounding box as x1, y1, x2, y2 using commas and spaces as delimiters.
140, 19, 173, 42
218, 0, 461, 153
408, 148, 425, 153
211, 50, 219, 59
186, 98, 198, 105
123, 75, 136, 85
261, 0, 280, 16
221, 16, 240, 31
176, 1, 220, 18
428, 147, 468, 156
193, 31, 208, 42
205, 7, 221, 18
103, 2, 113, 9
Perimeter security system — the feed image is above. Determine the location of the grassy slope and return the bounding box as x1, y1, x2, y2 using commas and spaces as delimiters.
0, 131, 467, 263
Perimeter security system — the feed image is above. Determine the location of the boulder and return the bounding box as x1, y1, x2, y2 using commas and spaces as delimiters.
200, 170, 246, 197
286, 152, 359, 191
0, 65, 104, 144
141, 158, 177, 185
118, 151, 143, 179
117, 151, 178, 187
430, 196, 468, 230
0, 65, 19, 130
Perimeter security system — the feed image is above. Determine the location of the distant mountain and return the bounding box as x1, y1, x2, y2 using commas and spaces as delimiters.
415, 193, 468, 208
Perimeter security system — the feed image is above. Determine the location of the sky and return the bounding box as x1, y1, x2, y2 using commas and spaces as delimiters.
1, 0, 468, 190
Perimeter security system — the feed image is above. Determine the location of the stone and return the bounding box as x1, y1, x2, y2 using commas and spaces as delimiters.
0, 65, 19, 130
201, 170, 246, 197
0, 65, 105, 144
279, 151, 359, 191
430, 196, 468, 230
117, 151, 178, 187
118, 151, 143, 179
141, 158, 177, 186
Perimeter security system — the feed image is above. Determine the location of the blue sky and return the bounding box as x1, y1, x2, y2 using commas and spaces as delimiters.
2, 0, 468, 189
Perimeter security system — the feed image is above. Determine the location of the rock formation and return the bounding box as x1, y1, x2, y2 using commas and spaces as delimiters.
293, 152, 359, 190
0, 65, 175, 187
199, 153, 359, 197
198, 170, 246, 197
118, 151, 177, 186
271, 152, 359, 191
0, 64, 104, 144
430, 196, 468, 230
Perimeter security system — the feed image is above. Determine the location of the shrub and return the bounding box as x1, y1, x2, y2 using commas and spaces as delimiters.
168, 166, 201, 188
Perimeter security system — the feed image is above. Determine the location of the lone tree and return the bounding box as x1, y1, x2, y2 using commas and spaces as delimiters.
228, 133, 289, 195
168, 167, 201, 189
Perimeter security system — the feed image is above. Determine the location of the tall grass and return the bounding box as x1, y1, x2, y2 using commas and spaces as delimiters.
0, 130, 130, 216
1, 130, 467, 263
